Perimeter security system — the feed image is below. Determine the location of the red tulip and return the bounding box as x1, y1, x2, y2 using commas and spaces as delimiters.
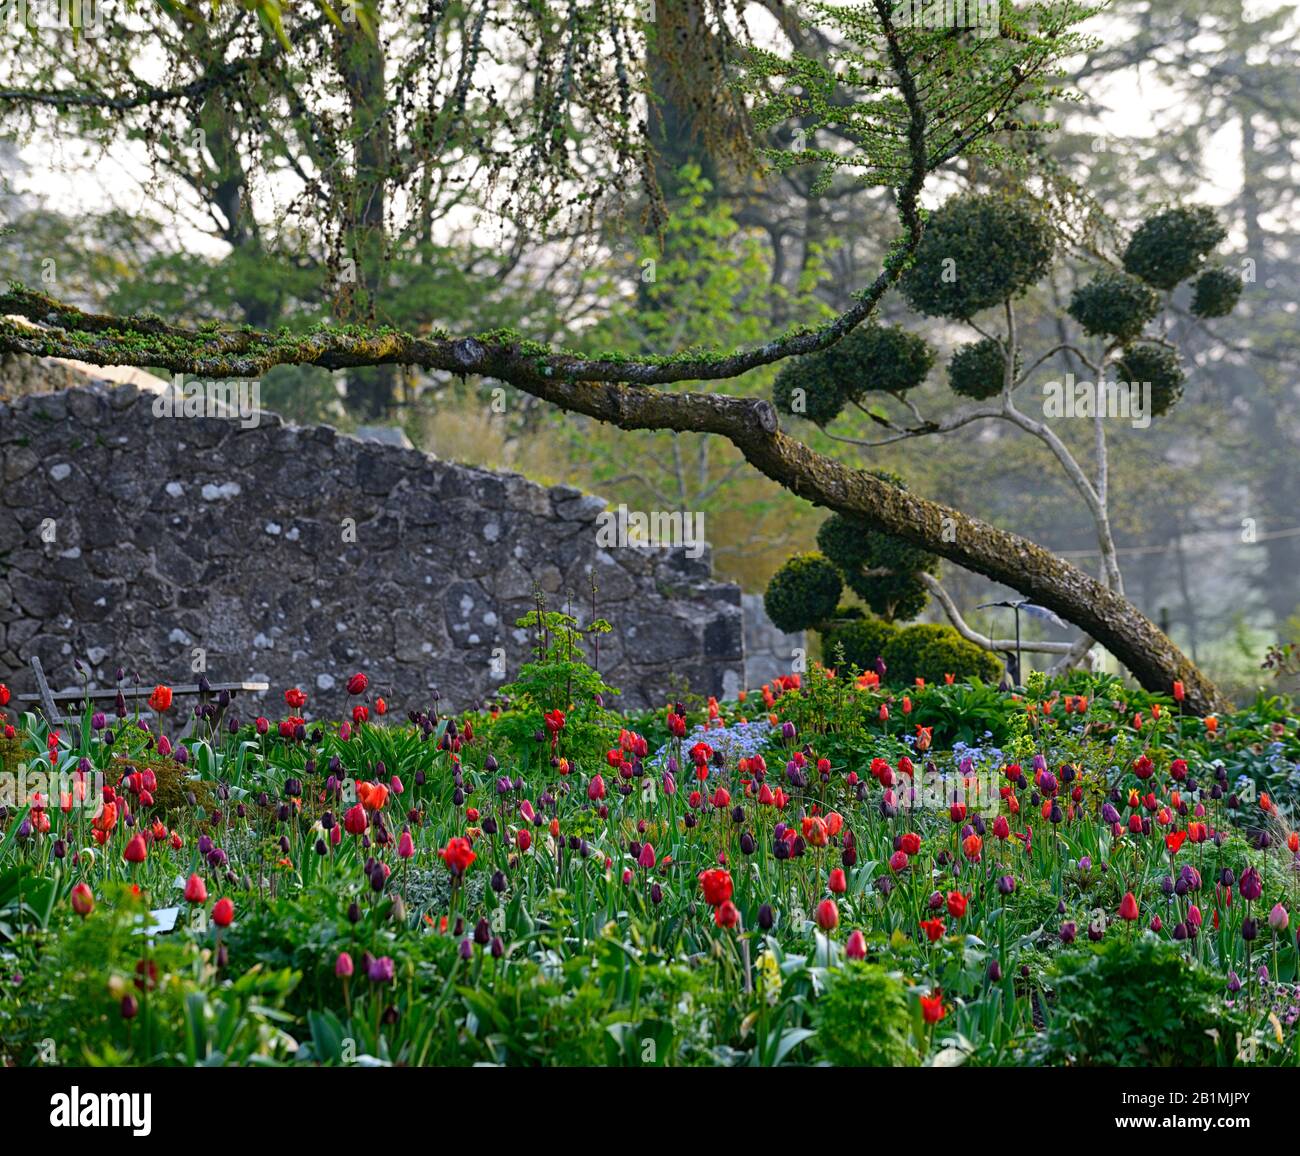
845, 929, 867, 960
0, 683, 9, 707
212, 897, 235, 927
920, 991, 946, 1024
438, 836, 477, 874
638, 843, 656, 870
346, 672, 368, 696
183, 873, 207, 903
148, 685, 173, 713
828, 868, 847, 894
398, 830, 415, 859
815, 898, 839, 931
343, 803, 368, 835
284, 687, 307, 709
699, 868, 733, 907
715, 900, 741, 929
946, 891, 968, 919
1119, 891, 1140, 922
587, 774, 607, 802
920, 917, 945, 943
70, 882, 94, 917
123, 833, 148, 864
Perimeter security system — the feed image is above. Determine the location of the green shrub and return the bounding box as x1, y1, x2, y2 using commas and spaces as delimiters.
813, 962, 916, 1066
1028, 937, 1248, 1066
815, 485, 938, 622
764, 552, 843, 633
883, 623, 1001, 686
1115, 343, 1186, 416
1122, 205, 1225, 290
772, 324, 935, 426
900, 194, 1054, 319
772, 350, 853, 426
1191, 266, 1243, 318
846, 567, 931, 623
947, 337, 1017, 400
1067, 270, 1160, 340
821, 614, 900, 673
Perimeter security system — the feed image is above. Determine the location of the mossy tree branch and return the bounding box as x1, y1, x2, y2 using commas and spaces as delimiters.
0, 287, 1230, 713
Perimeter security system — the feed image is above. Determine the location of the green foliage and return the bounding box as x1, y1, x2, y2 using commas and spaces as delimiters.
947, 338, 1017, 401
772, 324, 934, 427
1067, 270, 1160, 340
493, 605, 620, 771
1122, 205, 1226, 290
3, 885, 299, 1065
820, 613, 900, 673
743, 3, 1096, 195
1191, 266, 1244, 319
1115, 343, 1186, 415
764, 552, 844, 633
815, 486, 939, 622
882, 623, 1002, 686
1028, 937, 1248, 1067
900, 194, 1055, 319
812, 963, 916, 1066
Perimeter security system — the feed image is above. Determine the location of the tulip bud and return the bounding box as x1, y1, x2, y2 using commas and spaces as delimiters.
70, 882, 94, 917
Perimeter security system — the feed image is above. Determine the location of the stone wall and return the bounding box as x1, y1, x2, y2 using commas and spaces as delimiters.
741, 592, 805, 688
0, 383, 745, 714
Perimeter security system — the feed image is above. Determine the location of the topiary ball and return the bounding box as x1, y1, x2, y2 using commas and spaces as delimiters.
846, 567, 932, 622
1067, 270, 1160, 341
1190, 266, 1243, 319
1122, 205, 1225, 291
772, 349, 850, 426
837, 324, 935, 394
770, 325, 934, 425
900, 194, 1054, 320
818, 479, 940, 622
1115, 343, 1186, 416
819, 614, 900, 674
947, 337, 1017, 400
817, 512, 874, 571
763, 552, 843, 633
882, 623, 1001, 686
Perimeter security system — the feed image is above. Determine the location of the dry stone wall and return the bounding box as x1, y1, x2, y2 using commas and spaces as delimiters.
0, 383, 746, 714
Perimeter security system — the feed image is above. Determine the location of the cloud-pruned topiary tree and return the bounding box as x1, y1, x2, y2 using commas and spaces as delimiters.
767, 189, 1243, 681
